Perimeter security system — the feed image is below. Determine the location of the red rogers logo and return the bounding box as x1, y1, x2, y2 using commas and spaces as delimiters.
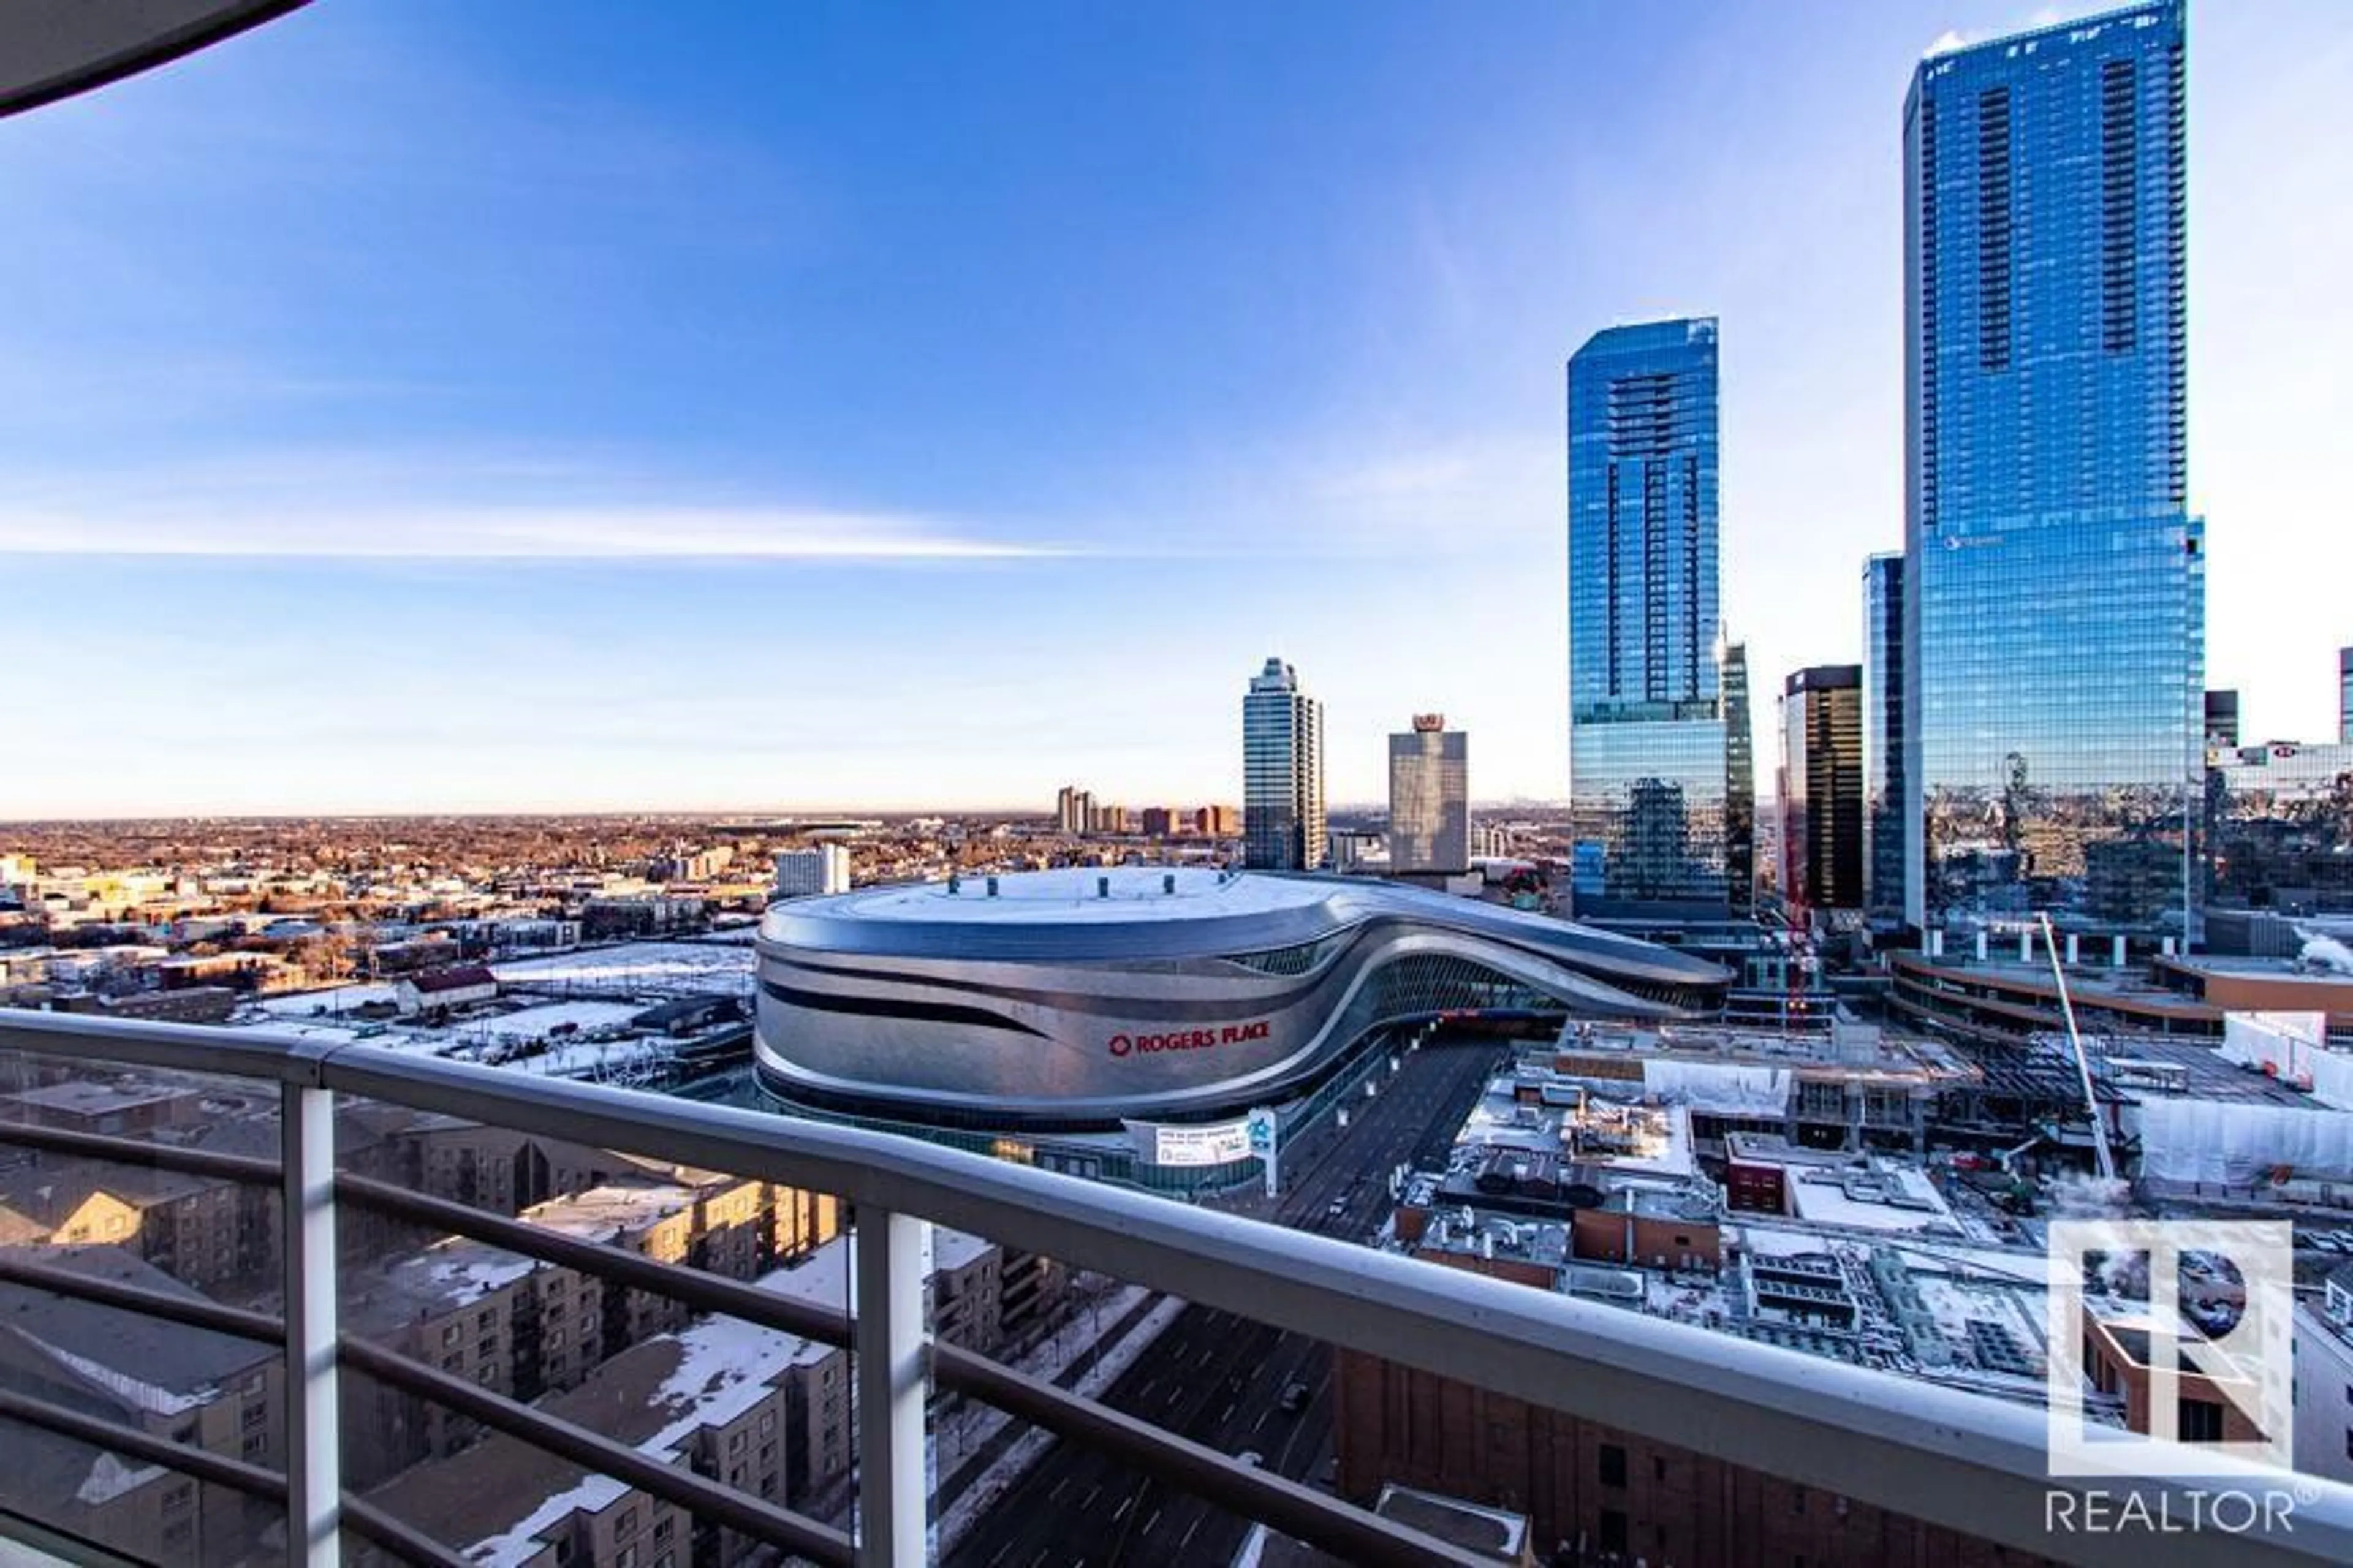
1107, 1020, 1270, 1058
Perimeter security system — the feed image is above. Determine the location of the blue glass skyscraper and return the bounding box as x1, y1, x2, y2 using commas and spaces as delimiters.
1567, 318, 1732, 919
1903, 2, 2202, 939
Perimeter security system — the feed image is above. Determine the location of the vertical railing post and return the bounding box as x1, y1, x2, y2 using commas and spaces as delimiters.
282, 1079, 340, 1566
853, 1206, 930, 1567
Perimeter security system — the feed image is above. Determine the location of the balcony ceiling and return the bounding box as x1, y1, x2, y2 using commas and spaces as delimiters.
0, 0, 307, 119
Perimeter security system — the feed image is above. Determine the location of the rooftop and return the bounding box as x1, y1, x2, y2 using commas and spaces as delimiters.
781, 865, 1325, 926
344, 1237, 547, 1335
0, 1078, 197, 1116
366, 1313, 834, 1567
524, 1183, 699, 1241
0, 1244, 271, 1406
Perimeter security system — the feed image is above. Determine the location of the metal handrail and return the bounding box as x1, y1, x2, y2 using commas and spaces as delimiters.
4, 1010, 2352, 1566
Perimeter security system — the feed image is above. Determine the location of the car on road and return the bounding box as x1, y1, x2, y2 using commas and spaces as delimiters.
1325, 1197, 1347, 1219
1278, 1381, 1309, 1414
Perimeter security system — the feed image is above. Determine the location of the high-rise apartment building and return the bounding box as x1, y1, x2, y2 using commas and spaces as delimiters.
1387, 715, 1470, 875
2205, 738, 2353, 928
2340, 648, 2352, 744
1780, 666, 1866, 917
773, 844, 852, 899
1055, 786, 1093, 837
1862, 554, 1908, 929
1567, 317, 1730, 919
1903, 2, 2200, 937
1242, 657, 1326, 871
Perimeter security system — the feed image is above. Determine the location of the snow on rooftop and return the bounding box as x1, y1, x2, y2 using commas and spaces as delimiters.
757, 1228, 997, 1316
1783, 1163, 1961, 1236
526, 1184, 697, 1240
466, 1466, 629, 1568
801, 866, 1327, 925
401, 1240, 539, 1309
76, 1452, 166, 1507
461, 1317, 834, 1567
30, 1335, 206, 1418
1737, 1221, 2045, 1287
931, 1226, 995, 1273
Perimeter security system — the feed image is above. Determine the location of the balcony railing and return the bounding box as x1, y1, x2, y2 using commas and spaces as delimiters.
0, 1009, 2347, 1567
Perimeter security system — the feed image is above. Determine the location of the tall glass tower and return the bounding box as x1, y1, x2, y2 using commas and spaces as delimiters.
1567, 317, 1729, 919
1388, 716, 1470, 875
1242, 657, 1325, 871
1903, 2, 2201, 939
1862, 553, 1908, 929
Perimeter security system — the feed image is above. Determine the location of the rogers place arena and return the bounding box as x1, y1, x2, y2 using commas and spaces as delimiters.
754, 866, 1727, 1134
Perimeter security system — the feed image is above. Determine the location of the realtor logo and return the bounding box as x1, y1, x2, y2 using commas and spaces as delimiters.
2045, 1219, 2293, 1477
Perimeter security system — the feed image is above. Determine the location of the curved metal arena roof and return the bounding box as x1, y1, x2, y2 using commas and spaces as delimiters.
760, 866, 1727, 996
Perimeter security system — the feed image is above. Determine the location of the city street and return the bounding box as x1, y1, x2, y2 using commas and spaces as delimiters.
943, 1030, 1506, 1568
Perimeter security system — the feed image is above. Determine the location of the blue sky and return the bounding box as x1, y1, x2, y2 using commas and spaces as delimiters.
7, 1, 2349, 816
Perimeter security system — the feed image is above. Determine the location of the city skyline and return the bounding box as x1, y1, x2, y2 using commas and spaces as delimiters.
6, 1, 2352, 816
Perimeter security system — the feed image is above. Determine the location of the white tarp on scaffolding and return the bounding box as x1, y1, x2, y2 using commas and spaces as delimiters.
2217, 1011, 2353, 1110
2135, 1096, 2353, 1185
1640, 1059, 1790, 1115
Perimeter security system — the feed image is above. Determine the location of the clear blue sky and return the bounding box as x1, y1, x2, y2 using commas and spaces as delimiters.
6, 1, 2347, 816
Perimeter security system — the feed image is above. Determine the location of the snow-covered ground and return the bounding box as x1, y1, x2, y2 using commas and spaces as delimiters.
258, 982, 399, 1018
491, 941, 756, 999
448, 1000, 645, 1045
240, 990, 672, 1081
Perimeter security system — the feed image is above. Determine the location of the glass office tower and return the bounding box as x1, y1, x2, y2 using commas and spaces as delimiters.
1567, 318, 1729, 919
1388, 716, 1471, 874
1903, 2, 2201, 939
1781, 665, 1866, 916
1863, 554, 1908, 929
1242, 657, 1326, 871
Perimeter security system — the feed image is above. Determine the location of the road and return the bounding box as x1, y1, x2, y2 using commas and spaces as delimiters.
944, 1030, 1506, 1568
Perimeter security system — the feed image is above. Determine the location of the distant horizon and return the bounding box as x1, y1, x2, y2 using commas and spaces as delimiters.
0, 796, 1582, 828
9, 1, 2351, 816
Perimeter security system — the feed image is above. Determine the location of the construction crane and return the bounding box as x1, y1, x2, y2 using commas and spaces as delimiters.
2037, 911, 2116, 1182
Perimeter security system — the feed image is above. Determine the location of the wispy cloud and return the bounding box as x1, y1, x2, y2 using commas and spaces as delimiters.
0, 505, 1067, 561
0, 448, 1071, 561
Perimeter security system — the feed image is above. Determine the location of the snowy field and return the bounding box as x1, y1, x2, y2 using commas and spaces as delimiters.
491, 941, 756, 999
